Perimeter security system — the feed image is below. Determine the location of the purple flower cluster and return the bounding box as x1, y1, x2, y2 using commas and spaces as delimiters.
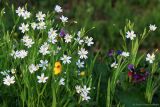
59, 29, 66, 37
107, 49, 122, 57
127, 64, 149, 83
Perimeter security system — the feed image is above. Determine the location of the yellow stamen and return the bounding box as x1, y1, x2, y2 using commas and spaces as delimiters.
80, 71, 85, 76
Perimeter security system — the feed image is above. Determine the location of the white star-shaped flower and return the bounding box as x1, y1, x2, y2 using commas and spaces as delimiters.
59, 78, 65, 86
16, 7, 25, 17
31, 22, 37, 30
37, 21, 46, 30
80, 85, 91, 101
3, 75, 15, 86
37, 73, 48, 83
39, 42, 50, 55
36, 11, 46, 21
22, 10, 31, 19
74, 37, 84, 45
149, 24, 157, 31
19, 23, 29, 33
13, 50, 28, 59
76, 60, 84, 68
85, 36, 94, 46
78, 48, 88, 59
126, 30, 136, 40
121, 52, 129, 57
48, 28, 57, 37
60, 15, 68, 23
81, 92, 91, 101
146, 53, 155, 63
60, 54, 72, 64
11, 69, 16, 74
54, 5, 63, 13
39, 60, 48, 70
29, 64, 39, 74
75, 85, 81, 94
22, 35, 34, 48
64, 34, 72, 43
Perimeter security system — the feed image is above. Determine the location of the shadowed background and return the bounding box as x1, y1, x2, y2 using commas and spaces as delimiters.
1, 0, 160, 51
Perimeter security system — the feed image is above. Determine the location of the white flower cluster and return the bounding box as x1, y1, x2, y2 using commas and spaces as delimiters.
59, 30, 94, 68
16, 7, 31, 19
22, 35, 34, 48
28, 60, 48, 74
48, 28, 58, 44
124, 24, 157, 65
75, 31, 94, 46
34, 11, 46, 30
29, 64, 39, 73
9, 5, 95, 86
1, 69, 16, 86
28, 61, 49, 83
17, 8, 47, 32
54, 5, 68, 23
11, 50, 28, 59
39, 42, 50, 55
126, 24, 157, 41
75, 85, 91, 101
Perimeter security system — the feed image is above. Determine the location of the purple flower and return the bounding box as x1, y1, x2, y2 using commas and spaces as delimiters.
128, 64, 134, 71
117, 50, 122, 55
108, 49, 114, 57
133, 73, 148, 83
133, 74, 140, 79
59, 29, 66, 37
